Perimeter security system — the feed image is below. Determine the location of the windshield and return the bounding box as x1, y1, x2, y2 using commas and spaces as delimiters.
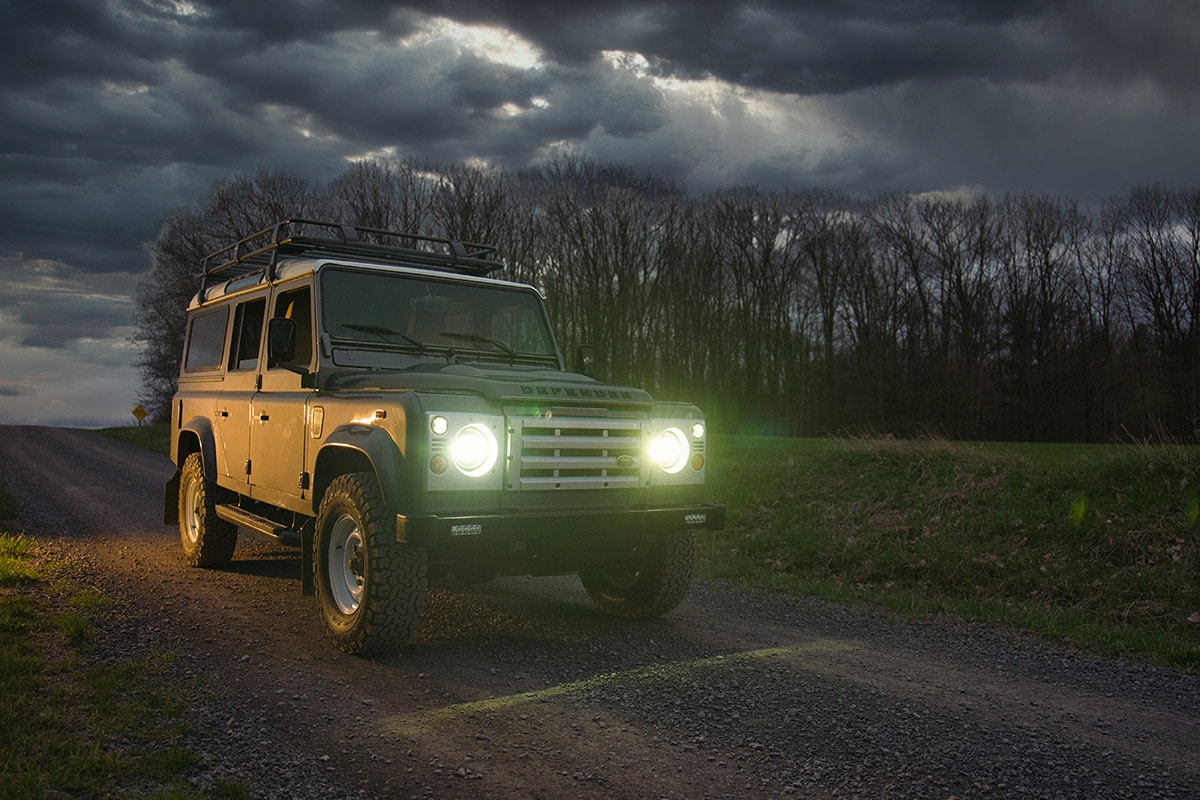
320, 268, 557, 360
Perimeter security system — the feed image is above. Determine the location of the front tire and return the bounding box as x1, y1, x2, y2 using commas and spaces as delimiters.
315, 472, 426, 655
178, 452, 237, 567
579, 531, 696, 619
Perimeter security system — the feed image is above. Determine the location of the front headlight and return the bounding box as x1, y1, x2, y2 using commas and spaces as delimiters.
647, 413, 707, 485
428, 413, 503, 488
648, 427, 689, 474
450, 422, 499, 477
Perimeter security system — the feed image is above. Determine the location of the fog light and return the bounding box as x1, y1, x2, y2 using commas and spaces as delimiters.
692, 454, 705, 471
430, 455, 448, 475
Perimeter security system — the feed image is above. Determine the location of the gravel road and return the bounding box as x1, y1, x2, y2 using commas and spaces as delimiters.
1, 425, 1197, 799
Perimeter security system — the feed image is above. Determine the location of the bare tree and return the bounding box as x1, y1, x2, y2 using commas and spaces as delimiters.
539, 159, 671, 386
1119, 184, 1200, 435
994, 194, 1082, 439
836, 195, 906, 432
328, 158, 437, 237
706, 187, 807, 427
133, 169, 321, 418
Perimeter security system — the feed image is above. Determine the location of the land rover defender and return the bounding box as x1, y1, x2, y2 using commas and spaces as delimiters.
164, 219, 724, 654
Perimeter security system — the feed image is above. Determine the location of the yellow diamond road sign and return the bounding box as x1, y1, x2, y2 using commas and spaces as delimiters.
132, 405, 148, 423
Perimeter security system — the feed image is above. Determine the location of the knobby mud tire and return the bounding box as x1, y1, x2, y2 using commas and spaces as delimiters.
579, 531, 696, 620
315, 472, 426, 655
178, 452, 238, 568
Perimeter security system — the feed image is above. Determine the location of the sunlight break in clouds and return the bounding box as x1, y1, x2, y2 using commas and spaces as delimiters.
587, 49, 869, 191
401, 16, 545, 71
344, 16, 548, 163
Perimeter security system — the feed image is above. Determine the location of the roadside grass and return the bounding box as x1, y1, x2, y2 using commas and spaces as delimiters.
0, 485, 247, 799
99, 422, 171, 456
702, 435, 1200, 674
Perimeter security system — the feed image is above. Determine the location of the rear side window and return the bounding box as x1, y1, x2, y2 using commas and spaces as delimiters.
183, 307, 229, 372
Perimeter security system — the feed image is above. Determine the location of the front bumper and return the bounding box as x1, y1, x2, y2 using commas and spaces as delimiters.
397, 502, 725, 548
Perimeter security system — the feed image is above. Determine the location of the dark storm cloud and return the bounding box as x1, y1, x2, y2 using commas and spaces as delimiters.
1, 0, 1197, 425
402, 0, 1057, 92
0, 0, 1193, 260
0, 259, 135, 351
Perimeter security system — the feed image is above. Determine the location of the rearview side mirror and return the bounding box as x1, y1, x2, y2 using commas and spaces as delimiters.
575, 345, 595, 377
267, 318, 297, 364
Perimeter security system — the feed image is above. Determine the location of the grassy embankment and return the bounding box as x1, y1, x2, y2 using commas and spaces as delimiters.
0, 481, 246, 798
703, 434, 1200, 673
100, 422, 172, 456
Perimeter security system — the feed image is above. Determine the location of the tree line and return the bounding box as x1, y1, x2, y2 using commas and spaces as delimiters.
135, 157, 1200, 442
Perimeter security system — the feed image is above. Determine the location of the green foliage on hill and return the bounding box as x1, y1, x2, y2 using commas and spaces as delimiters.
703, 435, 1200, 672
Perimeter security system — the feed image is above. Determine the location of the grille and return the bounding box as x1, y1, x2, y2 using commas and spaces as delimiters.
509, 416, 643, 490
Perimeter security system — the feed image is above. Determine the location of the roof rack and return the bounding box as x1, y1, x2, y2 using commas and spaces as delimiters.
199, 218, 504, 294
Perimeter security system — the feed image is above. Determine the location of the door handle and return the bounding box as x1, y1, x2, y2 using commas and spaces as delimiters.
257, 413, 269, 422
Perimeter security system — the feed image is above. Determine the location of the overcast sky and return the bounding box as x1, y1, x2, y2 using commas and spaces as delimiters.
1, 0, 1197, 427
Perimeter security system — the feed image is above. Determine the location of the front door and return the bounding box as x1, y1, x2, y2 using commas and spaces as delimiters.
248, 286, 315, 509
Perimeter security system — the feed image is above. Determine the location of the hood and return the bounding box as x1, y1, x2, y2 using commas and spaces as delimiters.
323, 361, 655, 408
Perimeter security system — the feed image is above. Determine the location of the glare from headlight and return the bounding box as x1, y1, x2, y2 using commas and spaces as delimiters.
649, 427, 689, 474
450, 423, 499, 477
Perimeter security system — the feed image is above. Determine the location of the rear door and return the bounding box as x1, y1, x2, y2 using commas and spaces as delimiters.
217, 295, 266, 494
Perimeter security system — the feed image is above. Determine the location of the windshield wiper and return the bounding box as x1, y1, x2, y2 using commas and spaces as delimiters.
340, 323, 426, 353
438, 332, 518, 361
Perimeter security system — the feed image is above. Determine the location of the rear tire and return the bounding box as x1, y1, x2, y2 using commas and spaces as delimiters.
178, 452, 237, 567
579, 531, 696, 619
315, 472, 426, 655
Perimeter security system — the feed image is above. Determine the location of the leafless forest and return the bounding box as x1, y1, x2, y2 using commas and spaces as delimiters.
136, 157, 1200, 442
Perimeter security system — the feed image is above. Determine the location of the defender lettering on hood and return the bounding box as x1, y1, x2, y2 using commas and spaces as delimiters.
520, 385, 638, 400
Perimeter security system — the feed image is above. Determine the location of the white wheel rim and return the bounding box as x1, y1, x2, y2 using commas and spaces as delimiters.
182, 478, 202, 545
328, 514, 365, 616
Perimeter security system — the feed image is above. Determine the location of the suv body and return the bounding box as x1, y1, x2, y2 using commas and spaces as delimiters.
164, 219, 724, 653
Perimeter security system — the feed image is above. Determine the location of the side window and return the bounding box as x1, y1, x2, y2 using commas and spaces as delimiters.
183, 307, 229, 372
228, 298, 266, 371
273, 287, 313, 367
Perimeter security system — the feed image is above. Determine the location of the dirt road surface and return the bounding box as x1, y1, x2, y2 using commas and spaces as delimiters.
2, 426, 1197, 799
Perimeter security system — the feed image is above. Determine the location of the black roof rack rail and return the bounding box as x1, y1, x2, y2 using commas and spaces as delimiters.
199, 218, 504, 294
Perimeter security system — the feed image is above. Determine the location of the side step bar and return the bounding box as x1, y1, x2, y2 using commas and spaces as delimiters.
213, 504, 316, 597
215, 504, 301, 546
